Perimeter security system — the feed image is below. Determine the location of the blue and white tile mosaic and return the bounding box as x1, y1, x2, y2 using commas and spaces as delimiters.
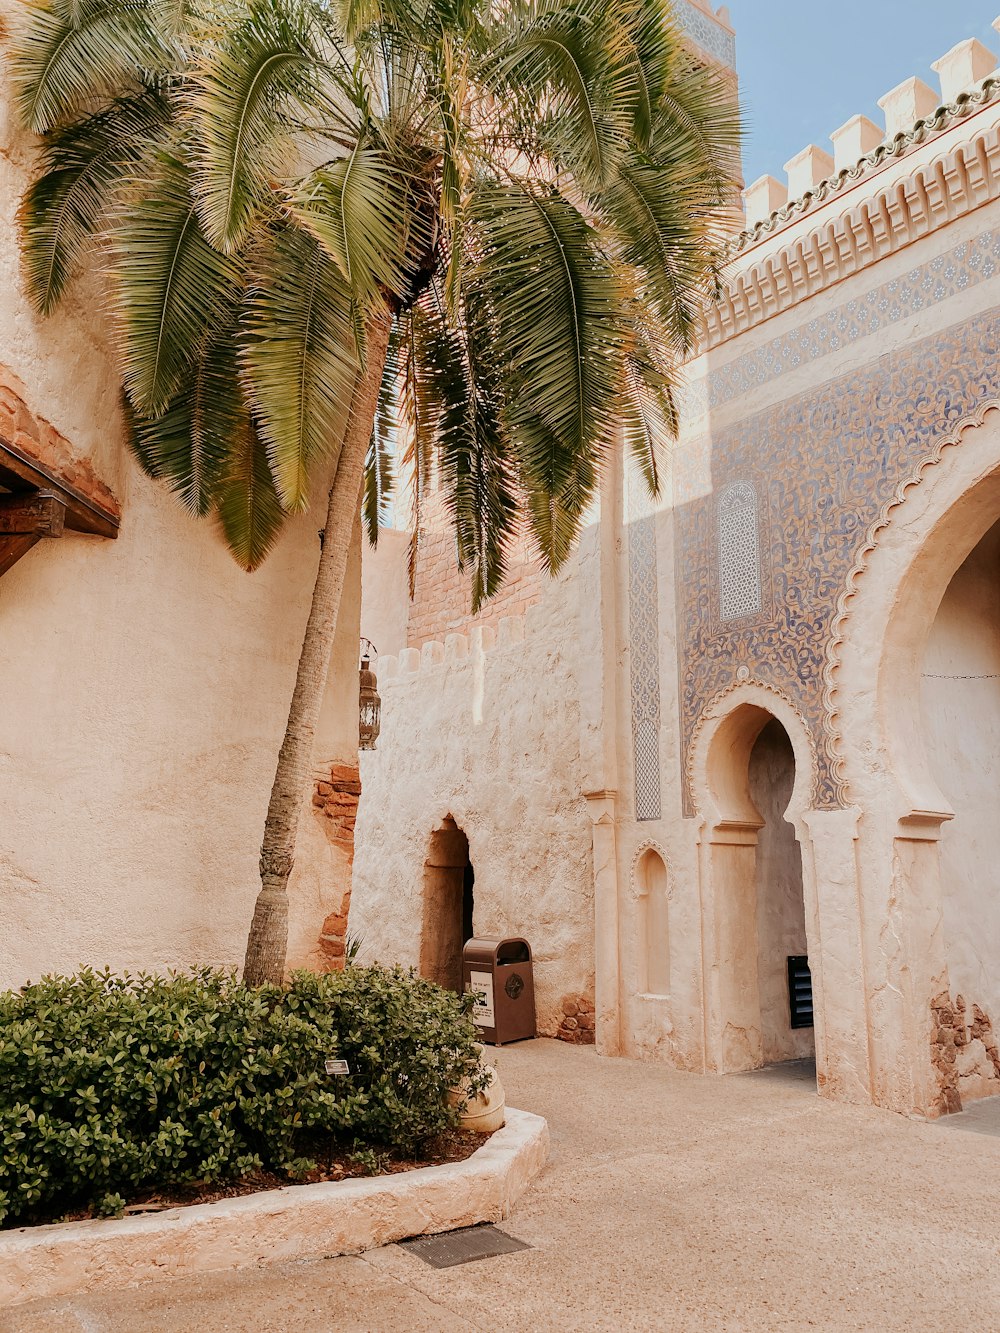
681, 229, 1000, 422
673, 0, 736, 69
676, 306, 1000, 812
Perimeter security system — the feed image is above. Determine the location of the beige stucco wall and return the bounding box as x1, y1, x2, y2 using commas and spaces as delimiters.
0, 14, 360, 988
360, 527, 410, 656
351, 543, 597, 1036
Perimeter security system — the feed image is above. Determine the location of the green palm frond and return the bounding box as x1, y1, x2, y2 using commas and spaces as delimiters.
288, 144, 415, 306
653, 49, 742, 203
620, 331, 678, 499
612, 0, 682, 149
241, 224, 360, 512
364, 318, 406, 544
12, 0, 168, 134
213, 419, 288, 571
413, 291, 516, 609
18, 92, 168, 315
603, 156, 721, 357
187, 0, 322, 252
126, 314, 248, 516
491, 0, 635, 187
15, 0, 742, 583
468, 179, 630, 569
363, 420, 395, 545
110, 146, 244, 415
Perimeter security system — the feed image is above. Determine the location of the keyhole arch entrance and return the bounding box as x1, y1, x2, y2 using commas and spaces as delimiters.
690, 686, 822, 1080
420, 815, 475, 993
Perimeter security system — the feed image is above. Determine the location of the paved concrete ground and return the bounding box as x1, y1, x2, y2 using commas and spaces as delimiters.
4, 1040, 999, 1332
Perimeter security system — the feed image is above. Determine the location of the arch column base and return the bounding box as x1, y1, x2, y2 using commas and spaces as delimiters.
800, 807, 873, 1107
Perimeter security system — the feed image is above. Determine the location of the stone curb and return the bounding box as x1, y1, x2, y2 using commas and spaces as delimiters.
0, 1108, 549, 1308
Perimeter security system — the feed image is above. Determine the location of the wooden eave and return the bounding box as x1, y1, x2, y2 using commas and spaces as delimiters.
0, 437, 119, 577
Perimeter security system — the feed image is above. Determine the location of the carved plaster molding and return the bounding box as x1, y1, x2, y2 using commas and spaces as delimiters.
628, 840, 673, 901
686, 677, 820, 816
733, 78, 1000, 254
822, 399, 1000, 806
703, 108, 1000, 351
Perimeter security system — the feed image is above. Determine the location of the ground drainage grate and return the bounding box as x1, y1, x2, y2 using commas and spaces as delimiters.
397, 1224, 531, 1268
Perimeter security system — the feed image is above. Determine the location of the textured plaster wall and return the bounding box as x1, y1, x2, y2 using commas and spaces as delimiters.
921, 520, 1000, 1100
0, 11, 360, 988
351, 552, 595, 1036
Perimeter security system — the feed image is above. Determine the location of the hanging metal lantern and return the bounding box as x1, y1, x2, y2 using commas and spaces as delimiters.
359, 639, 381, 751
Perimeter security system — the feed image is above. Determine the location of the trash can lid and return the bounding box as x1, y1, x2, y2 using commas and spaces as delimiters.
463, 936, 532, 965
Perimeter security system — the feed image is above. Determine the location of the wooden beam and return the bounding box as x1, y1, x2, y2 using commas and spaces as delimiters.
0, 491, 66, 537
0, 493, 66, 576
0, 533, 42, 576
0, 442, 118, 538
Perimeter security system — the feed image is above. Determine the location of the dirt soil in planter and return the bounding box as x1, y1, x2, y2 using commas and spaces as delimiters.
30, 1129, 496, 1228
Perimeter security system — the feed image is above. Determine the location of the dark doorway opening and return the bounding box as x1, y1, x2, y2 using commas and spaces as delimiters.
420, 817, 474, 992
463, 862, 475, 949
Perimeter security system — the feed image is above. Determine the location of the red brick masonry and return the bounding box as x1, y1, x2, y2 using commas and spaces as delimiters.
314, 763, 361, 968
0, 370, 120, 521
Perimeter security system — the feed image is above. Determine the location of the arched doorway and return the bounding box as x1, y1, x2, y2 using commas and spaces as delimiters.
833, 407, 1000, 1115
420, 817, 474, 992
692, 690, 822, 1081
748, 720, 815, 1068
920, 519, 1000, 1105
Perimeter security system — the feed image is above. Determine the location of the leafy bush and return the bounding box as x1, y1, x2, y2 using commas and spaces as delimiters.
0, 965, 484, 1229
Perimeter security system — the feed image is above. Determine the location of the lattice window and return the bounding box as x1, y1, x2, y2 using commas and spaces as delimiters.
718, 482, 762, 621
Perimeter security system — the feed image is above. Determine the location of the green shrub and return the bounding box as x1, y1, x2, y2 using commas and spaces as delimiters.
0, 965, 484, 1229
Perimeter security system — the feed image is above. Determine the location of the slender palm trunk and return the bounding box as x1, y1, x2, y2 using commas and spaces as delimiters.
243, 310, 393, 986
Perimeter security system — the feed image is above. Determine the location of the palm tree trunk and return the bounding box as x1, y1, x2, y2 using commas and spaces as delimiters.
243, 310, 393, 986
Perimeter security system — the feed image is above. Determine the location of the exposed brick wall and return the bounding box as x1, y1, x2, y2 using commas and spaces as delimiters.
313, 763, 361, 968
0, 371, 119, 519
406, 489, 545, 649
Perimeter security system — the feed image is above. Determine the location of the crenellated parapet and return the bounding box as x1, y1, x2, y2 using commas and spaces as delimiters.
700, 23, 1000, 353
376, 611, 533, 686
739, 26, 1000, 237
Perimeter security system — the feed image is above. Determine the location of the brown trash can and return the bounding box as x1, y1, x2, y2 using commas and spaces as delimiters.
462, 937, 536, 1046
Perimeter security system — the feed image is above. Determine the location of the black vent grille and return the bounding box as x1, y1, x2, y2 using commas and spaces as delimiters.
787, 956, 814, 1029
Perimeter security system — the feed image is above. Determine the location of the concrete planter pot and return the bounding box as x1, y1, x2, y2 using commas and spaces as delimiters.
0, 1108, 548, 1309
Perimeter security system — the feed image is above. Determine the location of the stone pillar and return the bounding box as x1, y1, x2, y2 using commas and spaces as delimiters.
886, 812, 953, 1117
585, 789, 622, 1056
698, 821, 764, 1074
799, 807, 872, 1107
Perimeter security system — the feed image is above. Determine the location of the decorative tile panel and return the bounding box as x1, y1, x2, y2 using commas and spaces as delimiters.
676, 307, 1000, 813
683, 230, 1000, 420
673, 0, 737, 69
718, 482, 762, 621
628, 464, 662, 822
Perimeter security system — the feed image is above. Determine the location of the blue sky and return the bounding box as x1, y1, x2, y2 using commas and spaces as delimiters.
724, 1, 1000, 185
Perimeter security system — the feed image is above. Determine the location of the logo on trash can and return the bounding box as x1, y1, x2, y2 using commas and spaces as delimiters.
505, 972, 525, 1000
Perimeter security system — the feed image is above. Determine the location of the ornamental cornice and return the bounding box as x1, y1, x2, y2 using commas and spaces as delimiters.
702, 90, 1000, 352
734, 77, 1000, 253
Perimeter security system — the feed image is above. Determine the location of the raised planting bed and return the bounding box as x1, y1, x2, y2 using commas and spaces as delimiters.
0, 1107, 549, 1307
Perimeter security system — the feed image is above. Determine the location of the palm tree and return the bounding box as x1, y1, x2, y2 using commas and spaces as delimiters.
13, 0, 740, 983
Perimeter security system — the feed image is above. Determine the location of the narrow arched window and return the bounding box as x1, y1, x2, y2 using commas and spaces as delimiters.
637, 849, 670, 997
718, 482, 762, 621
